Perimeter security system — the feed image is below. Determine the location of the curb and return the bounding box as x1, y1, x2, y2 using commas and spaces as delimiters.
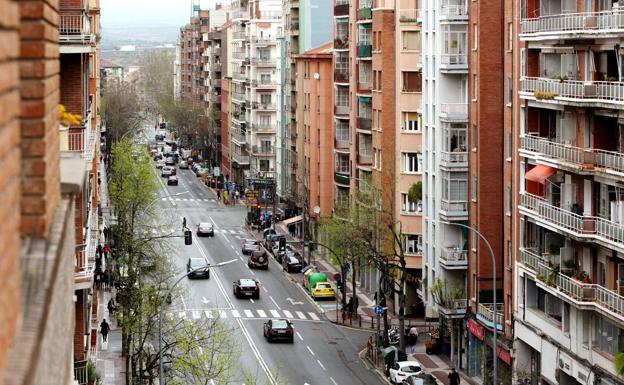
358, 348, 391, 385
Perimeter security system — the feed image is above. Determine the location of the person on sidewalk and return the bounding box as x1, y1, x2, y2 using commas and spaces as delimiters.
448, 368, 461, 385
107, 298, 116, 317
216, 189, 221, 200
100, 319, 110, 342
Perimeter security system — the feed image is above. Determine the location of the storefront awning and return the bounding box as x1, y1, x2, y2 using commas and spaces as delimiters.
525, 164, 556, 184
281, 215, 303, 226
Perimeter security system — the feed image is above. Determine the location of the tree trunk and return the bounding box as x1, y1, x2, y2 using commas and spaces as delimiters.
351, 260, 357, 316
398, 278, 406, 352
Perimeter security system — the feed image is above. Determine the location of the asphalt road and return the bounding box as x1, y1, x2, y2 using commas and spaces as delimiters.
150, 156, 384, 385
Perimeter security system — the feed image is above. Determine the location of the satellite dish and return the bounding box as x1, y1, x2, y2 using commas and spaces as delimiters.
313, 72, 320, 80
313, 206, 321, 214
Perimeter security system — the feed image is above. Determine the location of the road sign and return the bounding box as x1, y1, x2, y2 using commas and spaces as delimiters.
227, 181, 235, 190
374, 305, 384, 316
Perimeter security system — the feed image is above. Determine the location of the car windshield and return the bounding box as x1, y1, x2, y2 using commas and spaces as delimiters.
288, 256, 299, 263
317, 283, 331, 289
408, 374, 436, 385
239, 279, 256, 286
199, 223, 211, 228
271, 320, 288, 329
190, 259, 206, 268
402, 365, 421, 373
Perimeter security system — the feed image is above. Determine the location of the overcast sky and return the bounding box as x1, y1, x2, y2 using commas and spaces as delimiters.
101, 0, 217, 27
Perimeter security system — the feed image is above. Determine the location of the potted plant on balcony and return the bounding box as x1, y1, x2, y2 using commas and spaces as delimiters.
86, 361, 101, 385
408, 181, 422, 204
534, 91, 558, 100
572, 270, 591, 284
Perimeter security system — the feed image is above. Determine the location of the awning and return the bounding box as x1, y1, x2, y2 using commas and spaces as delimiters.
525, 164, 556, 184
282, 215, 303, 226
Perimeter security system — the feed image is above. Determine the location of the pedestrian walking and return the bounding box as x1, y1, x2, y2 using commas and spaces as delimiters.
448, 367, 461, 385
102, 226, 108, 243
95, 255, 102, 270
216, 189, 221, 200
182, 216, 187, 230
100, 319, 110, 342
97, 244, 103, 259
107, 298, 116, 317
103, 244, 111, 258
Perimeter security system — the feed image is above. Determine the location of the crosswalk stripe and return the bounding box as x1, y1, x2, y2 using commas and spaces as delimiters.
183, 198, 188, 201
308, 312, 320, 321
296, 311, 307, 320
256, 309, 267, 318
175, 198, 181, 201
229, 230, 236, 234
231, 309, 241, 318
178, 312, 186, 319
204, 199, 209, 202
192, 311, 201, 319
270, 309, 280, 318
219, 310, 227, 319
205, 310, 214, 318
283, 310, 293, 319
244, 309, 254, 318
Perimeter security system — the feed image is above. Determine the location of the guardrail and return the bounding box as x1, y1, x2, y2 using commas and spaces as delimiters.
59, 12, 94, 44
440, 53, 468, 66
477, 303, 504, 328
440, 199, 468, 214
440, 247, 468, 263
594, 149, 624, 173
440, 3, 468, 17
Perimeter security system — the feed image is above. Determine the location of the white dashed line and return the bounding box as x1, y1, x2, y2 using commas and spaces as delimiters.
317, 360, 326, 371
204, 310, 214, 318
219, 310, 227, 319
283, 310, 293, 319
262, 287, 268, 293
330, 377, 338, 385
192, 311, 201, 319
269, 309, 280, 318
249, 299, 255, 304
269, 296, 281, 310
296, 332, 303, 341
256, 309, 267, 318
229, 230, 236, 234
306, 346, 315, 356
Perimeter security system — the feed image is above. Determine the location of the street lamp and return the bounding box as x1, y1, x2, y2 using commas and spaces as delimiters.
438, 220, 498, 384
158, 258, 237, 384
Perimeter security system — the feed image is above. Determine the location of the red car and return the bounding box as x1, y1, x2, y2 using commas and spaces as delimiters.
170, 167, 176, 175
248, 250, 269, 269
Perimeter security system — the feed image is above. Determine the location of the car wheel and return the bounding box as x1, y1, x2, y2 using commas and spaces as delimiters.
290, 337, 294, 343
253, 293, 259, 299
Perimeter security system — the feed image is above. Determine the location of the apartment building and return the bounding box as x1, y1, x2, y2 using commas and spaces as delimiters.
0, 0, 100, 384
203, 8, 225, 169
513, 1, 624, 384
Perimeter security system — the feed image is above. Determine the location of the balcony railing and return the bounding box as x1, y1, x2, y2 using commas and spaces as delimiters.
440, 151, 468, 167
251, 36, 277, 44
521, 10, 624, 36
358, 153, 372, 164
232, 31, 247, 40
334, 2, 349, 16
357, 44, 372, 58
520, 134, 583, 165
335, 138, 350, 149
440, 200, 468, 217
520, 248, 624, 318
74, 361, 88, 385
440, 247, 468, 268
251, 57, 277, 66
398, 9, 420, 23
438, 299, 468, 316
232, 130, 247, 144
232, 10, 250, 20
440, 53, 468, 70
357, 117, 372, 130
233, 51, 247, 60
334, 70, 349, 83
358, 7, 373, 20
334, 105, 349, 116
252, 102, 276, 110
594, 149, 624, 173
68, 130, 84, 152
520, 192, 624, 249
334, 172, 351, 185
251, 123, 277, 131
252, 79, 277, 87
521, 77, 624, 104
477, 303, 504, 330
59, 12, 94, 44
440, 2, 468, 18
439, 103, 468, 121
232, 91, 246, 102
232, 153, 250, 164
252, 146, 276, 155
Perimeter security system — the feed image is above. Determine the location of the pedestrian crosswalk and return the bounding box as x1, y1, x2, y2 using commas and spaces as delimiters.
148, 228, 247, 236
168, 308, 323, 322
160, 197, 218, 203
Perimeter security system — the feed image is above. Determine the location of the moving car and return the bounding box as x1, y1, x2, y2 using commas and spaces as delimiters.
263, 228, 276, 240
187, 257, 210, 279
248, 250, 269, 269
232, 278, 260, 299
169, 167, 176, 175
165, 157, 175, 166
311, 282, 335, 300
196, 222, 215, 237
403, 373, 440, 385
242, 239, 261, 254
388, 361, 422, 384
179, 160, 189, 169
167, 176, 178, 186
263, 319, 294, 343
156, 160, 165, 169
282, 254, 303, 273
161, 166, 173, 177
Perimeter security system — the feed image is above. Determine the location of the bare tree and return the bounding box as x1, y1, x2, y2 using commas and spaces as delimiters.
101, 83, 144, 147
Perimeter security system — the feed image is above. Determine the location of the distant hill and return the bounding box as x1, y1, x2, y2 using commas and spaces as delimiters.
102, 23, 180, 45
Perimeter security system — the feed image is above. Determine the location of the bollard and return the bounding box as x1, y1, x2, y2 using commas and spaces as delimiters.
371, 316, 374, 329
359, 316, 362, 328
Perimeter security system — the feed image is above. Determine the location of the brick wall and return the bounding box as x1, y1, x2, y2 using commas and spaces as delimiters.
0, 0, 22, 378
19, 0, 61, 237
73, 289, 86, 360
60, 54, 84, 116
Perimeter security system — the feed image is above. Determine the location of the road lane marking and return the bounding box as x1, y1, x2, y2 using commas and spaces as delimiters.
330, 377, 338, 385
308, 312, 320, 321
317, 360, 326, 371
296, 332, 303, 341
283, 310, 293, 319
256, 310, 267, 318
269, 296, 281, 310
192, 311, 201, 319
296, 311, 307, 320
262, 287, 268, 293
191, 233, 233, 310
204, 310, 214, 318
249, 269, 256, 276
238, 256, 244, 262
269, 309, 280, 318
244, 310, 254, 318
202, 297, 209, 304
219, 310, 227, 319
306, 346, 315, 356
178, 312, 186, 319
249, 299, 255, 304
209, 217, 218, 228
231, 309, 241, 318
229, 230, 236, 234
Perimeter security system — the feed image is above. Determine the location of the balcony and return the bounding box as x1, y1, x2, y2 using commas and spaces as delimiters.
232, 72, 248, 83
212, 62, 222, 72
438, 299, 468, 317
440, 247, 468, 269
252, 146, 276, 156
357, 44, 372, 58
439, 103, 468, 122
232, 31, 247, 40
440, 53, 468, 73
59, 11, 95, 46
232, 10, 250, 20
252, 102, 276, 110
251, 123, 277, 132
358, 7, 372, 20
334, 70, 350, 83
476, 303, 504, 330
398, 9, 420, 24
231, 130, 247, 144
334, 37, 349, 50
334, 105, 349, 116
334, 2, 349, 17
358, 153, 372, 164
520, 248, 624, 320
74, 361, 88, 385
251, 57, 277, 66
232, 152, 250, 165
440, 1, 468, 20
440, 199, 468, 220
520, 192, 624, 252
251, 36, 277, 44
252, 79, 277, 88
232, 91, 246, 103
520, 77, 624, 107
334, 172, 351, 186
335, 138, 350, 149
440, 151, 468, 168
520, 10, 624, 41
357, 117, 372, 130
75, 208, 98, 289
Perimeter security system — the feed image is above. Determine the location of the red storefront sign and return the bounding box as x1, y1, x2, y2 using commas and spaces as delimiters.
497, 346, 512, 365
468, 319, 485, 341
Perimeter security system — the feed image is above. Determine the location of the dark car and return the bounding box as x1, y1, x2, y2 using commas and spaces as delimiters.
404, 373, 441, 385
233, 278, 260, 299
167, 176, 178, 186
282, 254, 303, 273
242, 239, 261, 254
187, 257, 210, 279
265, 234, 285, 250
248, 250, 269, 269
263, 319, 294, 343
196, 222, 215, 237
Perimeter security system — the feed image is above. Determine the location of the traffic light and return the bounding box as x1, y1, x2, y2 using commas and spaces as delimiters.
337, 279, 344, 292
184, 229, 192, 245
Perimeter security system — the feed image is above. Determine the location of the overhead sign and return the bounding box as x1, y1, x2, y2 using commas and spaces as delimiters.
468, 319, 485, 341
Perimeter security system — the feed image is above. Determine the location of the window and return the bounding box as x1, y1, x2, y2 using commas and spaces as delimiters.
335, 88, 349, 107
472, 225, 478, 252
507, 132, 513, 159
404, 234, 423, 254
508, 23, 513, 51
473, 74, 478, 100
258, 48, 270, 60
593, 316, 624, 355
335, 122, 349, 142
507, 76, 513, 105
473, 23, 478, 50
402, 112, 420, 132
472, 175, 478, 201
335, 154, 350, 173
259, 159, 270, 171
260, 93, 272, 105
260, 73, 271, 84
259, 114, 271, 126
472, 124, 478, 151
359, 62, 372, 86
402, 31, 421, 51
335, 186, 349, 207
401, 193, 423, 213
506, 187, 512, 215
402, 71, 422, 92
260, 140, 272, 153
403, 152, 422, 173
359, 25, 372, 45
533, 286, 562, 322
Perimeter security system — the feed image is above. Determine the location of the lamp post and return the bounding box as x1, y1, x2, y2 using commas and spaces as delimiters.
439, 220, 498, 385
158, 259, 236, 384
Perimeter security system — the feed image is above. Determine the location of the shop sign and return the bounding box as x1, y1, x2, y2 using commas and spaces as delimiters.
388, 268, 421, 284
468, 319, 484, 341
497, 346, 512, 365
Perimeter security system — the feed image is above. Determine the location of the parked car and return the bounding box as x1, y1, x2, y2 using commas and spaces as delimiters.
311, 282, 335, 300
263, 319, 294, 343
167, 176, 178, 186
403, 373, 440, 385
242, 239, 261, 254
264, 234, 284, 250
156, 160, 165, 169
232, 278, 260, 299
196, 222, 215, 237
388, 361, 422, 384
263, 228, 276, 240
165, 157, 175, 166
161, 166, 173, 177
179, 160, 189, 169
248, 250, 269, 269
282, 254, 303, 273
187, 257, 210, 279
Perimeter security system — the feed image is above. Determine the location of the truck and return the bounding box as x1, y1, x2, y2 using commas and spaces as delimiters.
304, 271, 327, 293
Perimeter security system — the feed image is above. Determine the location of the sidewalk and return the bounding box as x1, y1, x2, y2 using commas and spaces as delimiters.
96, 159, 126, 385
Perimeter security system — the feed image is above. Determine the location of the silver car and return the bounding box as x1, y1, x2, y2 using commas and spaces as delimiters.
196, 222, 215, 237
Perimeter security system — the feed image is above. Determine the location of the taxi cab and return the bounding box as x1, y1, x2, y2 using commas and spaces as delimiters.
311, 282, 335, 300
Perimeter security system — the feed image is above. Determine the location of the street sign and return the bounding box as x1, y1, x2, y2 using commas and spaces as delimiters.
227, 181, 235, 190
374, 305, 384, 316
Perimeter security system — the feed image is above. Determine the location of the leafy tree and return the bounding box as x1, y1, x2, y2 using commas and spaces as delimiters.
616, 352, 624, 378
407, 181, 422, 203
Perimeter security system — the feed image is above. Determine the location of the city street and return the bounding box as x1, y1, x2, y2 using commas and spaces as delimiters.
151, 159, 384, 385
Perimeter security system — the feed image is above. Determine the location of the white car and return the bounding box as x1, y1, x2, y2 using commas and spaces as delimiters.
161, 166, 173, 177
389, 361, 422, 384
156, 160, 166, 169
